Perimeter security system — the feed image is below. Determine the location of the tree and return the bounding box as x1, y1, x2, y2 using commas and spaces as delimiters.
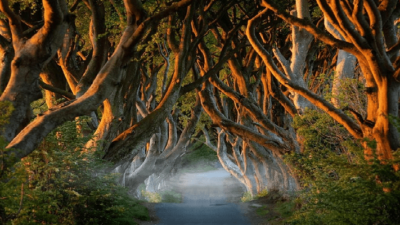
193, 0, 302, 194
250, 0, 400, 169
0, 0, 193, 167
1, 0, 400, 204
0, 0, 225, 196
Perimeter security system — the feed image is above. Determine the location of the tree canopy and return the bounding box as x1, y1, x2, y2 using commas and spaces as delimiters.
1, 0, 400, 223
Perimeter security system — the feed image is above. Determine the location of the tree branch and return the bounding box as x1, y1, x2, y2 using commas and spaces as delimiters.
262, 0, 361, 58
247, 9, 363, 139
39, 80, 75, 100
0, 0, 22, 41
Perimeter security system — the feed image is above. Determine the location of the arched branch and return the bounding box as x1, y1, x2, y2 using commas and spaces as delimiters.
246, 8, 363, 139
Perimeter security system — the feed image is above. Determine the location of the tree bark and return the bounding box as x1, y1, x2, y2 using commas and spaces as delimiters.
0, 0, 69, 142
3, 0, 194, 165
324, 18, 357, 108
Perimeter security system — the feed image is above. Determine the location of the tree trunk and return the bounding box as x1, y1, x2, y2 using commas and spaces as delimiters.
324, 18, 356, 108
0, 0, 69, 142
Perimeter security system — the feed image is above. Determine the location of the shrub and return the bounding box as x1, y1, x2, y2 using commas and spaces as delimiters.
241, 189, 268, 202
241, 191, 253, 202
284, 109, 400, 225
0, 118, 149, 224
141, 190, 162, 203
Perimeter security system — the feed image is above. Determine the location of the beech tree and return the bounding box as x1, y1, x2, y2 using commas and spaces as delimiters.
0, 0, 231, 195
250, 0, 400, 169
1, 0, 399, 200
0, 0, 194, 165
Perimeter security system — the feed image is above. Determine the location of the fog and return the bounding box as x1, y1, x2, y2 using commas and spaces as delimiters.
154, 169, 250, 225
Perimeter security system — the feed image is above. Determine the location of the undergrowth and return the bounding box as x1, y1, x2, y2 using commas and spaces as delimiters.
241, 189, 269, 202
282, 109, 400, 225
0, 113, 149, 224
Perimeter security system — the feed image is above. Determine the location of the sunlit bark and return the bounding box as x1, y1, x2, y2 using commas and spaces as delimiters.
103, 2, 196, 163
2, 0, 194, 165
259, 0, 400, 168
0, 0, 69, 142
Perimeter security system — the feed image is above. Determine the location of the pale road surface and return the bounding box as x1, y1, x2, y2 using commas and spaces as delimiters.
154, 169, 250, 225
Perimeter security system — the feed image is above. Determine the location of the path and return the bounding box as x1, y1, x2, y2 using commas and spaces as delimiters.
154, 169, 250, 225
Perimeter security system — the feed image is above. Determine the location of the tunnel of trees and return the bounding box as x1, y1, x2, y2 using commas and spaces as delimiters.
1, 0, 400, 224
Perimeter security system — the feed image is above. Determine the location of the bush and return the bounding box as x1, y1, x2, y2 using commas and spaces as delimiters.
241, 191, 253, 202
0, 118, 149, 224
141, 190, 162, 203
284, 109, 400, 225
241, 189, 268, 202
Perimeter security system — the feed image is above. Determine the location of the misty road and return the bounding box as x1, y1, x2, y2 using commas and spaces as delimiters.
154, 169, 250, 225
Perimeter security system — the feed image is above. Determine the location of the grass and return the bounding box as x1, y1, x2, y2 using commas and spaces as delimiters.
256, 206, 270, 216
140, 189, 182, 203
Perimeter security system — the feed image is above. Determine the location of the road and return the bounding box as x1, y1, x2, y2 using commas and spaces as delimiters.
154, 169, 250, 225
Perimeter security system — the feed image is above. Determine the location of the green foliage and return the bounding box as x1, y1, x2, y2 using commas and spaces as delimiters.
5, 0, 39, 17
177, 91, 197, 128
257, 189, 269, 198
183, 142, 217, 164
141, 190, 162, 203
31, 98, 48, 116
311, 7, 323, 18
256, 206, 269, 216
325, 77, 367, 114
285, 110, 400, 225
139, 186, 181, 203
0, 101, 15, 172
177, 141, 218, 173
241, 189, 269, 202
160, 190, 182, 203
0, 101, 13, 128
241, 191, 253, 202
0, 118, 149, 224
275, 200, 296, 219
